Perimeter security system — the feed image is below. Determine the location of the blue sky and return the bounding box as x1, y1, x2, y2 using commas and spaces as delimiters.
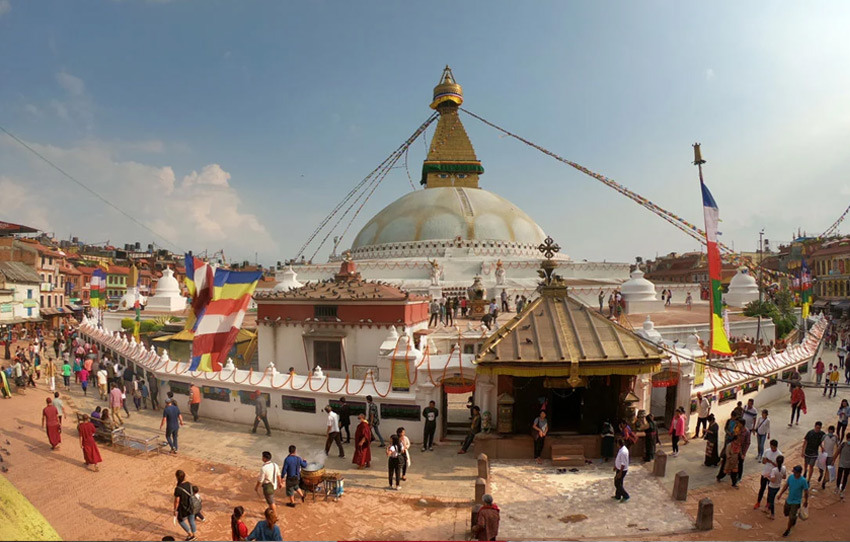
2, 1, 850, 264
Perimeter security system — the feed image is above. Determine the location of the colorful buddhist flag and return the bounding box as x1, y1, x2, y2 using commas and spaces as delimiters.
800, 258, 812, 319
184, 254, 214, 332
130, 264, 141, 340
190, 268, 262, 372
90, 269, 107, 308
700, 177, 733, 355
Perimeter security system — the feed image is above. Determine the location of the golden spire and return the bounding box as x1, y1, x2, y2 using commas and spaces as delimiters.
422, 66, 484, 188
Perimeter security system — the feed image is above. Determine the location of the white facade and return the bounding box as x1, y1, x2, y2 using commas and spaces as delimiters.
1, 280, 41, 323
725, 267, 760, 308
145, 268, 187, 312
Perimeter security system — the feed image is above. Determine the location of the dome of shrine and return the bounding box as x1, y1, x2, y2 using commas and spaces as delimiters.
621, 269, 658, 301
273, 265, 303, 292
154, 268, 180, 296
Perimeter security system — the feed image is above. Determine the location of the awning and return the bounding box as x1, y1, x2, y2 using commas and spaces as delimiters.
475, 362, 662, 378
65, 304, 85, 312
0, 316, 44, 325
833, 301, 850, 311
812, 300, 830, 308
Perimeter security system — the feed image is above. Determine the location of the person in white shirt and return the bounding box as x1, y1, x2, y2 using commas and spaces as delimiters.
613, 438, 630, 503
818, 425, 839, 490
96, 368, 109, 400
755, 439, 781, 509
766, 455, 786, 520
254, 451, 281, 513
742, 398, 758, 432
324, 405, 344, 458
754, 409, 771, 461
694, 392, 711, 439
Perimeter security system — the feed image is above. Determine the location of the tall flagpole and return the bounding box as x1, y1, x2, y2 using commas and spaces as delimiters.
693, 143, 712, 360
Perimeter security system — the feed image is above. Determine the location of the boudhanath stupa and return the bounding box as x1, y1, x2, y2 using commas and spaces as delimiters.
283, 67, 632, 305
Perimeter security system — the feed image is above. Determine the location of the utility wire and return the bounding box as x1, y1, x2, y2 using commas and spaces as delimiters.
0, 123, 183, 251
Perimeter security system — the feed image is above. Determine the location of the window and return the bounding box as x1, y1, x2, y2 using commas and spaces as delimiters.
27, 289, 33, 299
47, 296, 51, 308
49, 257, 53, 265
313, 340, 342, 371
314, 305, 338, 320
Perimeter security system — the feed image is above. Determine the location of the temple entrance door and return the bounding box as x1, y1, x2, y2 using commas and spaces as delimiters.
549, 387, 584, 433
664, 384, 678, 429
441, 376, 475, 441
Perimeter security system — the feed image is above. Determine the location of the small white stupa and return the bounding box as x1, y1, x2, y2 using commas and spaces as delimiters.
620, 268, 664, 314
725, 267, 759, 308
273, 265, 303, 293
118, 289, 147, 310
146, 268, 188, 312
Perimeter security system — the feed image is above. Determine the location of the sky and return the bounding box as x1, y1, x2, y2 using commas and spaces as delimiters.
2, 1, 850, 265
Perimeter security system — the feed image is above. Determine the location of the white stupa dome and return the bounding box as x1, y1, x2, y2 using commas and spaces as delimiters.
118, 291, 146, 310
273, 265, 303, 292
154, 268, 181, 296
621, 269, 658, 301
350, 187, 549, 260
725, 267, 759, 308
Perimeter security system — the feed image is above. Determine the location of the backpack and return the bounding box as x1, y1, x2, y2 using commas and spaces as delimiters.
178, 485, 202, 515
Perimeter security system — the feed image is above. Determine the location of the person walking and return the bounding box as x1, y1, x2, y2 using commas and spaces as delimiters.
324, 405, 344, 458
282, 445, 307, 507
598, 290, 605, 313
474, 494, 500, 541
44, 358, 57, 393
776, 465, 809, 538
160, 398, 184, 454
140, 380, 149, 409
386, 433, 403, 490
421, 400, 438, 452
96, 366, 108, 400
338, 397, 351, 443
41, 397, 62, 450
835, 433, 850, 499
532, 410, 548, 464
108, 383, 124, 426
148, 372, 160, 410
755, 409, 771, 461
189, 383, 201, 422
77, 414, 102, 471
802, 421, 825, 483
172, 469, 197, 541
644, 413, 658, 462
397, 427, 410, 481
459, 406, 482, 454
815, 357, 825, 386
669, 408, 686, 456
789, 384, 806, 427
52, 391, 64, 425
818, 425, 838, 490
352, 413, 372, 469
755, 439, 782, 509
766, 455, 787, 520
613, 438, 630, 503
254, 451, 280, 513
61, 359, 72, 390
366, 395, 384, 447
837, 399, 849, 441
247, 507, 282, 541
694, 392, 711, 438
428, 299, 440, 327
252, 391, 271, 436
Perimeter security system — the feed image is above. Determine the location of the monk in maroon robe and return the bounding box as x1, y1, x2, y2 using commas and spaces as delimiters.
42, 397, 61, 450
77, 414, 102, 470
352, 413, 372, 469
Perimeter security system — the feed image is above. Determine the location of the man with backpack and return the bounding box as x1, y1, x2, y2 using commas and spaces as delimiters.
255, 451, 281, 513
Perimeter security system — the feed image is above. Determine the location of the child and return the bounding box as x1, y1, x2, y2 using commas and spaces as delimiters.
140, 380, 149, 410
80, 367, 89, 396
192, 485, 205, 522
830, 367, 841, 398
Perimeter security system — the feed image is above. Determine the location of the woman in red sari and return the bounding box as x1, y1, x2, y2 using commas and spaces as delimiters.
41, 397, 61, 450
352, 413, 372, 469
77, 414, 102, 470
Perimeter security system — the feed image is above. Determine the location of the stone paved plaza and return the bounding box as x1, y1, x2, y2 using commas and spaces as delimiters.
490, 460, 694, 539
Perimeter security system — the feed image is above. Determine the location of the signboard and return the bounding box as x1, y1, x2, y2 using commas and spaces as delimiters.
0, 304, 11, 313
391, 360, 411, 392
380, 403, 421, 421
442, 375, 475, 394
651, 369, 680, 388
329, 399, 365, 417
202, 386, 231, 402
282, 395, 316, 413
693, 356, 706, 387
352, 365, 378, 380
169, 381, 191, 396
23, 299, 39, 308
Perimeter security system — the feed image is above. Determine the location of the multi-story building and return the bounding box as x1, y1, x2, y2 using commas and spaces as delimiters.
645, 252, 737, 287
810, 239, 850, 313
106, 265, 130, 306
0, 261, 42, 325
76, 266, 97, 305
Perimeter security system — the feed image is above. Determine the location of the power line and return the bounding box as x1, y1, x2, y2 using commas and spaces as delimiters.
0, 123, 183, 251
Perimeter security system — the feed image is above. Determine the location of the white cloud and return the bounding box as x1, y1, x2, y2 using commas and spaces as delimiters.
23, 104, 42, 117
51, 70, 93, 129
1, 138, 278, 260
56, 70, 86, 96
0, 0, 11, 18
705, 68, 715, 81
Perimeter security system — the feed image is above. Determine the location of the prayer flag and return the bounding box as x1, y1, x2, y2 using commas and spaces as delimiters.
131, 264, 141, 341
700, 178, 733, 355
190, 268, 262, 372
184, 254, 214, 332
90, 269, 107, 308
800, 258, 812, 319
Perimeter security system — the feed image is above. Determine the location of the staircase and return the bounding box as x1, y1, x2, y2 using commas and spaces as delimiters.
551, 444, 586, 467
444, 422, 468, 441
